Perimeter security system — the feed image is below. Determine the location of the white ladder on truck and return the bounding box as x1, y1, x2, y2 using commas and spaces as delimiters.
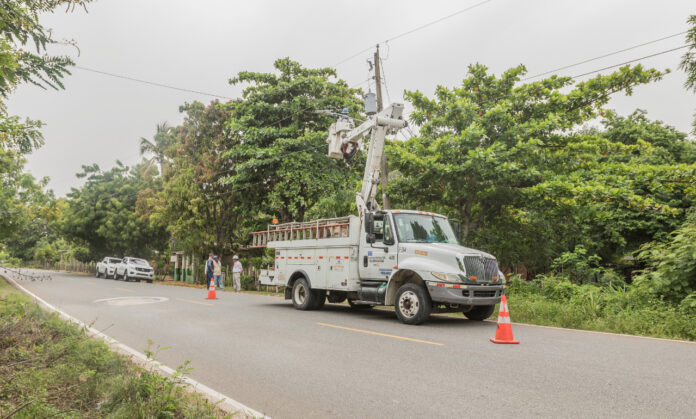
251, 216, 351, 248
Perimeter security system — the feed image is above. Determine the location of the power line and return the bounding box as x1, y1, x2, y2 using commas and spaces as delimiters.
74, 66, 235, 100
331, 0, 493, 68
523, 31, 688, 81
570, 45, 687, 79
384, 0, 492, 44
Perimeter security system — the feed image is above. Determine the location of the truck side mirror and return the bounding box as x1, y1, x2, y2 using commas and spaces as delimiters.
364, 212, 374, 234
450, 219, 462, 240
366, 233, 376, 244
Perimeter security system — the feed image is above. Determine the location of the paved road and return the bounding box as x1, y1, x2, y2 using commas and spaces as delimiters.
4, 269, 696, 418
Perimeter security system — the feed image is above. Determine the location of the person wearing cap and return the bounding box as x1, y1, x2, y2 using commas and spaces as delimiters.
232, 255, 242, 293
213, 255, 223, 291
205, 252, 215, 288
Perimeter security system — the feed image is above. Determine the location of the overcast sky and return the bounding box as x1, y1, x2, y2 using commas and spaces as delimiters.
7, 0, 696, 196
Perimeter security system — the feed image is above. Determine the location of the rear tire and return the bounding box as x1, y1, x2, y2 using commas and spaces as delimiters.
463, 305, 496, 321
113, 271, 120, 280
291, 278, 316, 310
146, 279, 153, 283
123, 273, 129, 282
95, 270, 100, 278
394, 283, 432, 325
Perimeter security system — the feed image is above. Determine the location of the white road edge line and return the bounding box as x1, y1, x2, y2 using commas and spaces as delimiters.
2, 274, 268, 418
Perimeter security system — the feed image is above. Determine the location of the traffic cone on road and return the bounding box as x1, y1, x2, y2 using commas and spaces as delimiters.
205, 278, 218, 300
490, 294, 519, 344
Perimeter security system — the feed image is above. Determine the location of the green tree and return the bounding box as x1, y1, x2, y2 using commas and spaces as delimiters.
139, 121, 172, 177
60, 162, 168, 259
680, 14, 696, 133
1, 0, 90, 255
150, 101, 245, 256
219, 58, 364, 223
387, 63, 683, 274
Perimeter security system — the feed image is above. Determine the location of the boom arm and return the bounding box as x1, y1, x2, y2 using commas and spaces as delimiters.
327, 103, 407, 215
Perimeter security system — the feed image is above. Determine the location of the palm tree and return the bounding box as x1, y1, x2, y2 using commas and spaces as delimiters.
139, 122, 172, 177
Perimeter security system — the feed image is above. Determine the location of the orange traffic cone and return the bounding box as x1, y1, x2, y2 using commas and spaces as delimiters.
490, 294, 519, 344
206, 277, 218, 300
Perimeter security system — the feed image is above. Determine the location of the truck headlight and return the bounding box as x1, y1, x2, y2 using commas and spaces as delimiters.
431, 272, 461, 282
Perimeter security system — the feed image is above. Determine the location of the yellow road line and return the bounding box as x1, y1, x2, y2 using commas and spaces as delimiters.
115, 288, 135, 293
316, 322, 444, 346
176, 298, 213, 307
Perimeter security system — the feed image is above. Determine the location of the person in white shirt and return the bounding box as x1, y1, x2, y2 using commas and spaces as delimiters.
232, 255, 242, 293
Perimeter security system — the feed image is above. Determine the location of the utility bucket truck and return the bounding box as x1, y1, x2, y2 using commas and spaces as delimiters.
256, 102, 504, 325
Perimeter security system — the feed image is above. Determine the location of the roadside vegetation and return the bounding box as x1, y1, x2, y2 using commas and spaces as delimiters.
0, 278, 227, 417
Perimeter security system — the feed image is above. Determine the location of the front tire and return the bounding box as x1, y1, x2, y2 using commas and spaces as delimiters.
394, 283, 432, 325
123, 273, 129, 282
464, 305, 496, 321
292, 278, 317, 310
95, 269, 100, 278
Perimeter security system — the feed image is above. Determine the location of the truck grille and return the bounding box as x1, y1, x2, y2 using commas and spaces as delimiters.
135, 267, 151, 273
462, 255, 499, 282
462, 289, 498, 298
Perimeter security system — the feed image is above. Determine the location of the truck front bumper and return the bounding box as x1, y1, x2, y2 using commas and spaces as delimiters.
426, 282, 503, 306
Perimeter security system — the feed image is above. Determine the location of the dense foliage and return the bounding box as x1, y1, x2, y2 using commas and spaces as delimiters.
60, 163, 168, 259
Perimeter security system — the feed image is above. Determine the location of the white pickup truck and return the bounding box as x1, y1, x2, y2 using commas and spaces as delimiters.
114, 257, 154, 283
96, 257, 121, 279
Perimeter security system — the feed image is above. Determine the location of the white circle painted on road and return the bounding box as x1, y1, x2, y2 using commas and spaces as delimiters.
94, 296, 169, 306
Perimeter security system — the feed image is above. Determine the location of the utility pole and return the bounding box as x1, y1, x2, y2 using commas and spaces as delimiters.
373, 44, 391, 209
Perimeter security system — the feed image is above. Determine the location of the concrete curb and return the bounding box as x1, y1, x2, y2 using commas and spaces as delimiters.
2, 272, 268, 418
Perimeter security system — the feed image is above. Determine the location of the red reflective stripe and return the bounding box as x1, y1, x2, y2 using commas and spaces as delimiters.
319, 256, 324, 259
307, 257, 312, 259
344, 256, 349, 259
436, 283, 445, 287
300, 257, 304, 259
452, 284, 460, 289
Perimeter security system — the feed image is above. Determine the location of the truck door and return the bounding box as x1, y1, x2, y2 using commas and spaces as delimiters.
358, 213, 398, 282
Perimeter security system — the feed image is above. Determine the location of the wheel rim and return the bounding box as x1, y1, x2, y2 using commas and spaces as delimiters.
398, 290, 420, 318
294, 282, 307, 305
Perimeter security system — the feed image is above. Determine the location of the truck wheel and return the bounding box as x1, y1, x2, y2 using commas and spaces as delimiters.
113, 271, 119, 280
95, 270, 100, 278
312, 290, 326, 310
464, 305, 496, 321
146, 279, 153, 283
292, 278, 316, 310
348, 299, 373, 310
123, 273, 129, 282
394, 283, 432, 325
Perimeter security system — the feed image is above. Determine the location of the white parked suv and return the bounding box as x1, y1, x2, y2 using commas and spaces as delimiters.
114, 257, 154, 282
96, 257, 121, 279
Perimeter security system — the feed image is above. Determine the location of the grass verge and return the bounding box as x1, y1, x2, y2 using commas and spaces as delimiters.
0, 277, 230, 418
505, 277, 696, 341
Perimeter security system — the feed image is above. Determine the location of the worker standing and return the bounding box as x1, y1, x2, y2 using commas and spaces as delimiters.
205, 252, 215, 289
213, 256, 223, 291
232, 255, 242, 294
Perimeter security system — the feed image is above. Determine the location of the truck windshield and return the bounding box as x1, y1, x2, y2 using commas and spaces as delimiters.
393, 213, 459, 244
132, 258, 149, 266
109, 258, 121, 264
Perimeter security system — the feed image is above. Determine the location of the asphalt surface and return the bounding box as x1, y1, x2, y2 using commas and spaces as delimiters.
4, 269, 696, 418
